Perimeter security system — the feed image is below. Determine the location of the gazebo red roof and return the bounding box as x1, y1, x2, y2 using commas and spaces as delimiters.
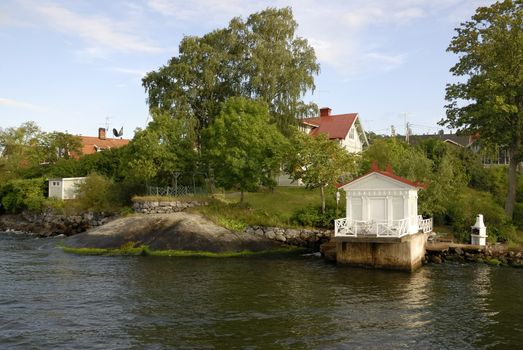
337, 162, 427, 189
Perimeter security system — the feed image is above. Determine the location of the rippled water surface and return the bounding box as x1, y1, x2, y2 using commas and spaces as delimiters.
1, 233, 523, 349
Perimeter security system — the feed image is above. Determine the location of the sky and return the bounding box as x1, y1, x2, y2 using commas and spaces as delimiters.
0, 0, 496, 139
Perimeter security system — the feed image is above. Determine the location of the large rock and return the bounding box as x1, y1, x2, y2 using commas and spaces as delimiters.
65, 213, 282, 253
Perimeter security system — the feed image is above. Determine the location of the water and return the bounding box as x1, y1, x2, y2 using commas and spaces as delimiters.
1, 233, 523, 349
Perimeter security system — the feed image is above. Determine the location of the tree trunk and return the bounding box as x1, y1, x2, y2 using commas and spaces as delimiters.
505, 151, 518, 218
240, 189, 244, 203
320, 185, 325, 214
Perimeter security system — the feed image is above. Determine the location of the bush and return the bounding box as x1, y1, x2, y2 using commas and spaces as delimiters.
76, 173, 118, 213
446, 188, 517, 243
0, 178, 47, 213
290, 205, 338, 229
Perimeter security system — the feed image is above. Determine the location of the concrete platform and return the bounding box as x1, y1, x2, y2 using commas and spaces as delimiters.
335, 232, 428, 271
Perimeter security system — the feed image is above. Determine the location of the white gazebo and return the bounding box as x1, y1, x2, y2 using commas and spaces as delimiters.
335, 164, 432, 238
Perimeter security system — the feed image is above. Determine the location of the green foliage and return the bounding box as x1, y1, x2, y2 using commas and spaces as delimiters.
286, 130, 357, 213
216, 217, 247, 232
61, 244, 307, 257
142, 7, 319, 136
442, 0, 523, 217
0, 178, 46, 213
446, 188, 517, 243
204, 97, 288, 200
290, 205, 338, 229
0, 122, 83, 181
362, 138, 469, 218
361, 138, 432, 180
75, 173, 118, 213
123, 110, 198, 187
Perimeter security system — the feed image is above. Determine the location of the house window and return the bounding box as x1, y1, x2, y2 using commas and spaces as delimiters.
349, 127, 355, 139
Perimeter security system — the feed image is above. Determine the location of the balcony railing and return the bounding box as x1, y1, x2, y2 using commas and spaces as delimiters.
418, 215, 433, 234
334, 215, 433, 238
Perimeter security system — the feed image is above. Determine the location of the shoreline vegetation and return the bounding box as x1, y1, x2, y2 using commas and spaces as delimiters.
60, 243, 309, 258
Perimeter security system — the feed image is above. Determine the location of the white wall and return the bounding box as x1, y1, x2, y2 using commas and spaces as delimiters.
48, 177, 85, 200
341, 125, 363, 153
48, 180, 63, 199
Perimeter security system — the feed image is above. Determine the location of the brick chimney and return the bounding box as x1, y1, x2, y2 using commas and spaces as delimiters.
98, 127, 106, 140
320, 107, 332, 117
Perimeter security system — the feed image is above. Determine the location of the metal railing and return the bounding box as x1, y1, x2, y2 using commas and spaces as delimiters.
147, 185, 206, 197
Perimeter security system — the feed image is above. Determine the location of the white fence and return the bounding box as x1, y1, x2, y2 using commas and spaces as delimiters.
335, 215, 433, 238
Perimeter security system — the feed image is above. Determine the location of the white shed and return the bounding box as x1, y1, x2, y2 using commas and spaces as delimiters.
48, 177, 86, 200
335, 164, 432, 238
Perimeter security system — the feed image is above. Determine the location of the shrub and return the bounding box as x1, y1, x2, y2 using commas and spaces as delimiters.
290, 205, 338, 229
0, 178, 47, 213
446, 188, 517, 243
76, 173, 118, 213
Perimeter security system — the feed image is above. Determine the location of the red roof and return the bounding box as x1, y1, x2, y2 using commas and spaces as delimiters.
78, 136, 129, 156
303, 113, 358, 140
337, 163, 427, 189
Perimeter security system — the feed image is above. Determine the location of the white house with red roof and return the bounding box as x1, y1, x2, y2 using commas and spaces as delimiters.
301, 107, 369, 153
277, 107, 368, 186
335, 163, 432, 238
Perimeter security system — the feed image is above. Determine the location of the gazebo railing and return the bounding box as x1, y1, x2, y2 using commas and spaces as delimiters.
335, 218, 410, 238
418, 215, 433, 233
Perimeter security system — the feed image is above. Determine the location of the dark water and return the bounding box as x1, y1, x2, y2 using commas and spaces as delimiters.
1, 233, 523, 349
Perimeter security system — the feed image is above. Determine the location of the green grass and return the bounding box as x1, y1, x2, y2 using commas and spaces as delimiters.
188, 187, 343, 229
61, 243, 308, 257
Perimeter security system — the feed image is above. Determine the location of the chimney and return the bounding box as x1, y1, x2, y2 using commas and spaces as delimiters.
98, 127, 106, 140
320, 107, 332, 117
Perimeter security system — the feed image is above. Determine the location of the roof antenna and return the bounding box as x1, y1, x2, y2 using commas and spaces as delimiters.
104, 116, 112, 131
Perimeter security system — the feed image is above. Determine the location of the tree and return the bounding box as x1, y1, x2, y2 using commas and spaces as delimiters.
361, 138, 470, 218
204, 97, 287, 202
40, 132, 83, 163
441, 0, 523, 218
142, 7, 319, 141
123, 110, 198, 187
286, 131, 357, 213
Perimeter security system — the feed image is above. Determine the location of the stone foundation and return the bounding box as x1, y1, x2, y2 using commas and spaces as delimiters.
133, 200, 208, 214
335, 232, 428, 271
244, 226, 332, 249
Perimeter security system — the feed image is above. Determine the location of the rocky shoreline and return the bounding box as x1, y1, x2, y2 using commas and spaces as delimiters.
244, 226, 332, 249
0, 211, 114, 237
65, 213, 284, 253
425, 242, 523, 267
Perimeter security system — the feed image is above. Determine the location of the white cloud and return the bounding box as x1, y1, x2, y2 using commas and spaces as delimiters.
32, 3, 164, 55
0, 97, 48, 113
109, 67, 147, 78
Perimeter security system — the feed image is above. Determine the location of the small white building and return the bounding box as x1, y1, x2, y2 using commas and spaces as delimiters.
335, 164, 432, 238
48, 177, 86, 200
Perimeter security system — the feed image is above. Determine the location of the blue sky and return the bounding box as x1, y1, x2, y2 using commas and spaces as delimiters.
1, 0, 495, 138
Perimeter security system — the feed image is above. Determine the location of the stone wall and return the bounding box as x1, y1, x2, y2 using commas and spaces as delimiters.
244, 226, 333, 249
133, 200, 208, 214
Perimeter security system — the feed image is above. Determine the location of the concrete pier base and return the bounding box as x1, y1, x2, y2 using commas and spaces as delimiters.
335, 232, 428, 271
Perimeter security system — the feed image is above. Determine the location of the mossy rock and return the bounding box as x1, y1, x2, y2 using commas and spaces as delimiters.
485, 258, 501, 266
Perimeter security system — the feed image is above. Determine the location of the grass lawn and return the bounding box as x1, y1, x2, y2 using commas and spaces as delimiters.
188, 186, 344, 230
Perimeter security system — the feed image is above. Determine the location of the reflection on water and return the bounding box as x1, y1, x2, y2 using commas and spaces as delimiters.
1, 233, 523, 349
